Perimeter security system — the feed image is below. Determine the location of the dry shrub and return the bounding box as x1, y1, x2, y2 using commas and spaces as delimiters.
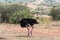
39, 17, 52, 26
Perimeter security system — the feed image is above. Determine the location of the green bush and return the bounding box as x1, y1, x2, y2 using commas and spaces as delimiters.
0, 4, 32, 23
49, 6, 60, 20
9, 12, 32, 24
9, 13, 20, 24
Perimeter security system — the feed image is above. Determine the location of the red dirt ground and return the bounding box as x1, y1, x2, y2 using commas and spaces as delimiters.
0, 22, 60, 40
0, 23, 60, 37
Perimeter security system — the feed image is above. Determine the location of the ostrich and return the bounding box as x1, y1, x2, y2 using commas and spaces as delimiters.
19, 18, 39, 37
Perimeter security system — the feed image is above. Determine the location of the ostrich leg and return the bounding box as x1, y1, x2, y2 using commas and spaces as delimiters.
27, 24, 32, 37
27, 27, 30, 37
30, 26, 34, 36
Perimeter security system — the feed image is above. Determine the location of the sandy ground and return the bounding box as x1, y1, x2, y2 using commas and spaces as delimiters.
0, 21, 60, 40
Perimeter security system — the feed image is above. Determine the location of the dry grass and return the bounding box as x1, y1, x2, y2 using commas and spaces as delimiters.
0, 21, 60, 40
